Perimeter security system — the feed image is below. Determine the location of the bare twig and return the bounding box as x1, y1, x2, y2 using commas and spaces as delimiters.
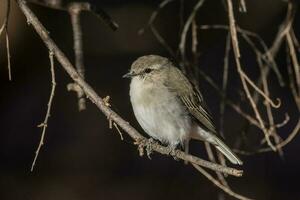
286, 45, 300, 110
5, 27, 11, 81
192, 164, 252, 200
286, 31, 300, 96
0, 0, 12, 80
138, 0, 176, 58
226, 0, 240, 58
205, 143, 230, 188
248, 118, 300, 154
267, 2, 295, 57
191, 19, 230, 192
257, 56, 284, 156
67, 3, 86, 111
150, 25, 175, 58
138, 0, 175, 35
113, 122, 124, 141
17, 0, 243, 177
291, 28, 300, 52
31, 51, 56, 171
220, 33, 231, 138
238, 0, 247, 13
179, 0, 205, 62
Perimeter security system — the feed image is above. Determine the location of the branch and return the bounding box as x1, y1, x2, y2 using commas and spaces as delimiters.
16, 0, 243, 177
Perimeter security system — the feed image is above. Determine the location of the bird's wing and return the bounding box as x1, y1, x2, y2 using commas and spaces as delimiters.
165, 66, 217, 133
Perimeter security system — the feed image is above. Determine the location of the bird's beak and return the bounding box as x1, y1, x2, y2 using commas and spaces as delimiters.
123, 72, 135, 78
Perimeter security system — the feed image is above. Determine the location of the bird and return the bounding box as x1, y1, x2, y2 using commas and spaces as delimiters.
123, 55, 242, 165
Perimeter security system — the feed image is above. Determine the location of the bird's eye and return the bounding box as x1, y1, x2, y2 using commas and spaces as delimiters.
144, 68, 152, 74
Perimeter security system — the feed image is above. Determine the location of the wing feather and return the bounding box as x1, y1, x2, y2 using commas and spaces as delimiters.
165, 66, 217, 133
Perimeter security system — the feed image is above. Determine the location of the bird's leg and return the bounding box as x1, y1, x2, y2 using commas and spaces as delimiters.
184, 139, 190, 165
145, 138, 154, 159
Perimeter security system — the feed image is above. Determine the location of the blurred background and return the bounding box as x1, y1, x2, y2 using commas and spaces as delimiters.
0, 0, 299, 199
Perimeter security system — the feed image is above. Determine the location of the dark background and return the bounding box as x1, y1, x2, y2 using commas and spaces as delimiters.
0, 0, 299, 199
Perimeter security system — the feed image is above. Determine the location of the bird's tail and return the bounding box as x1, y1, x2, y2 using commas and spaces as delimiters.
212, 136, 243, 165
192, 127, 243, 165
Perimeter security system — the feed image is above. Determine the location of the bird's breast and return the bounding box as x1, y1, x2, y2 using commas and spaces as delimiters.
129, 78, 191, 146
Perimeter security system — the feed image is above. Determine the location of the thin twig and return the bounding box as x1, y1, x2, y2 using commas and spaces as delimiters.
247, 118, 300, 154
138, 0, 176, 58
138, 0, 175, 35
113, 122, 124, 141
17, 0, 243, 177
5, 28, 11, 81
286, 31, 300, 96
179, 0, 205, 62
291, 28, 300, 52
226, 0, 240, 58
31, 51, 56, 171
192, 18, 229, 190
1, 0, 12, 80
205, 143, 230, 188
220, 33, 231, 138
150, 25, 175, 58
286, 45, 300, 110
192, 164, 253, 200
238, 0, 247, 13
267, 2, 295, 57
257, 55, 284, 156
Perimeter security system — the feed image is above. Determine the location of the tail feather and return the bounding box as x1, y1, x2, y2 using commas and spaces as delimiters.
192, 126, 243, 165
213, 136, 243, 165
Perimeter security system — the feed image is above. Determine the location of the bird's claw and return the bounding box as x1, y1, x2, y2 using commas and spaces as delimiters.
167, 145, 179, 161
145, 138, 154, 159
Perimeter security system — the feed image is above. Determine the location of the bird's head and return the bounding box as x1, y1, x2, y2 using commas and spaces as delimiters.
123, 55, 170, 81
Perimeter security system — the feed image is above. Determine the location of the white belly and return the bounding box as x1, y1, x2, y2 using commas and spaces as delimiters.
129, 78, 191, 146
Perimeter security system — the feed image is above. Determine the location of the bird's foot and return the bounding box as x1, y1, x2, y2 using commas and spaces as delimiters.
145, 138, 154, 159
167, 145, 179, 161
134, 138, 155, 159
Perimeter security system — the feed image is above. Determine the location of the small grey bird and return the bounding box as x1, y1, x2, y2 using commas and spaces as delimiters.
124, 55, 242, 165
